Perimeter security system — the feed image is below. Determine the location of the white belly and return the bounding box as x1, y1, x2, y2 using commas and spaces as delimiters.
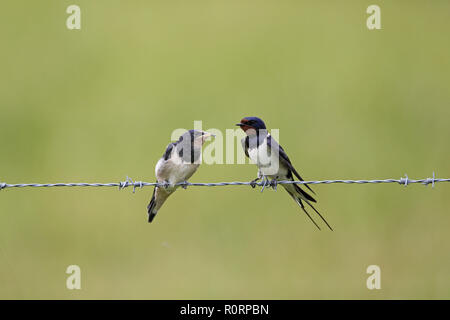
155, 157, 199, 190
248, 141, 287, 178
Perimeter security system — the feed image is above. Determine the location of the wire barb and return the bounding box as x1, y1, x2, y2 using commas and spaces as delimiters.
133, 181, 144, 193
399, 174, 409, 187
118, 176, 134, 191
422, 171, 436, 188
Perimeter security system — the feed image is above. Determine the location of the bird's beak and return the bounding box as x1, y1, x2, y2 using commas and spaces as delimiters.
236, 123, 254, 128
203, 132, 215, 138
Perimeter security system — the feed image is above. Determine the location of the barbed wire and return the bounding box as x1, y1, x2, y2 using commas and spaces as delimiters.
0, 172, 448, 193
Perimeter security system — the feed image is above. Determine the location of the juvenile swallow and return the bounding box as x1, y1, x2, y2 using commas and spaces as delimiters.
236, 117, 332, 230
147, 129, 214, 222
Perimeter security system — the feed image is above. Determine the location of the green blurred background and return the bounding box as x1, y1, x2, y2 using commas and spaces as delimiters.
1, 0, 449, 299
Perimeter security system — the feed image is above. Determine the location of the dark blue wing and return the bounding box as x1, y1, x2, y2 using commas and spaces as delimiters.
267, 135, 315, 195
241, 136, 250, 158
162, 143, 176, 160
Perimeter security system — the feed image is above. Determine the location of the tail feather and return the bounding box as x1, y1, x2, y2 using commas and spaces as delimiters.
288, 193, 321, 230
285, 184, 333, 231
293, 183, 316, 203
302, 198, 333, 231
147, 188, 158, 223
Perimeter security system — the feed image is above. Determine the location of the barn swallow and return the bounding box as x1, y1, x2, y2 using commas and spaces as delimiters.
236, 117, 332, 230
147, 129, 214, 222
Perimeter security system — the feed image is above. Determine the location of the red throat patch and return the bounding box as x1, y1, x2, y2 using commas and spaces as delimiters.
239, 118, 253, 133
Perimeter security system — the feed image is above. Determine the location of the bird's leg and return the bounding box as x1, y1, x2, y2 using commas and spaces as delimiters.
181, 181, 189, 189
250, 169, 263, 188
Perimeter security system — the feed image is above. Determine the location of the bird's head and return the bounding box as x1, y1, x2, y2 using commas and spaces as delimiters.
176, 130, 214, 164
236, 117, 267, 135
181, 129, 215, 148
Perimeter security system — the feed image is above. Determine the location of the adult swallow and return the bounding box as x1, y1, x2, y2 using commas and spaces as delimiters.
147, 129, 214, 222
236, 117, 332, 230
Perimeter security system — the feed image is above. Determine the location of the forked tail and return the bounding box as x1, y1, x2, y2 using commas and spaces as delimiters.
285, 184, 333, 231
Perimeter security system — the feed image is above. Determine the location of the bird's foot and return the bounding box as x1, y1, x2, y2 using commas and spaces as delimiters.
260, 175, 270, 193
181, 181, 189, 189
250, 177, 261, 188
269, 178, 278, 191
161, 180, 171, 189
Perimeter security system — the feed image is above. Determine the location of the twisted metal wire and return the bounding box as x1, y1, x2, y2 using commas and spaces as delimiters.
0, 173, 448, 192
